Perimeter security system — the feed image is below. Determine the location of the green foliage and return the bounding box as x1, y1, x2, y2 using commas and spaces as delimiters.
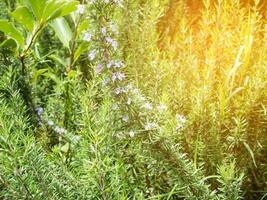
11, 6, 34, 32
50, 17, 72, 48
0, 19, 24, 47
0, 0, 266, 199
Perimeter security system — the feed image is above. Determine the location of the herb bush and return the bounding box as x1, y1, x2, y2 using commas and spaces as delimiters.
0, 0, 266, 199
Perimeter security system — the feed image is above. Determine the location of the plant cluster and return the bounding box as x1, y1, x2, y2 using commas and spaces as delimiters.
0, 0, 266, 199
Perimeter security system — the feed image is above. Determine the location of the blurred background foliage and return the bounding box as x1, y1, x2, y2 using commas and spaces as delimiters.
0, 0, 266, 199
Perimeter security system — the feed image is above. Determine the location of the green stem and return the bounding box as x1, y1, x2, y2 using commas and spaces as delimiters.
63, 16, 82, 128
17, 24, 45, 125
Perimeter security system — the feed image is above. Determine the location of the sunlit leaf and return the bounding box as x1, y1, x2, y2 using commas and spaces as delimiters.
50, 17, 72, 48
48, 1, 79, 21
73, 42, 88, 64
77, 20, 89, 37
0, 20, 24, 47
25, 0, 46, 21
11, 6, 35, 32
60, 142, 70, 153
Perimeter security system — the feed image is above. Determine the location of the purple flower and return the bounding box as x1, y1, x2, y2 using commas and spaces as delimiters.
88, 51, 96, 61
76, 4, 85, 14
117, 72, 125, 80
114, 60, 124, 68
95, 64, 103, 75
127, 98, 132, 105
111, 72, 125, 82
114, 87, 121, 95
106, 37, 118, 50
122, 115, 129, 122
54, 126, 66, 134
35, 107, 43, 116
111, 73, 117, 82
83, 33, 92, 42
101, 27, 107, 35
111, 40, 118, 50
143, 102, 152, 110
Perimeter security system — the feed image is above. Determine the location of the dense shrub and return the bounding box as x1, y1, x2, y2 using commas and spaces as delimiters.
0, 0, 266, 199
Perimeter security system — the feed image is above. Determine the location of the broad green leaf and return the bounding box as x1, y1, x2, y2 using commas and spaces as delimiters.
57, 1, 79, 18
73, 42, 88, 64
26, 0, 46, 21
11, 6, 35, 32
50, 17, 72, 48
77, 20, 89, 36
42, 0, 64, 21
0, 38, 17, 50
0, 20, 24, 47
44, 0, 79, 22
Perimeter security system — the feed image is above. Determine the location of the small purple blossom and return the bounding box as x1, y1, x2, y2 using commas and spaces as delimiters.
83, 33, 92, 42
106, 37, 118, 50
143, 102, 153, 110
101, 27, 107, 35
95, 64, 103, 75
114, 87, 122, 95
54, 126, 66, 134
76, 4, 85, 14
35, 107, 43, 116
112, 72, 126, 82
114, 60, 124, 68
122, 115, 129, 122
88, 50, 96, 61
127, 98, 132, 105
